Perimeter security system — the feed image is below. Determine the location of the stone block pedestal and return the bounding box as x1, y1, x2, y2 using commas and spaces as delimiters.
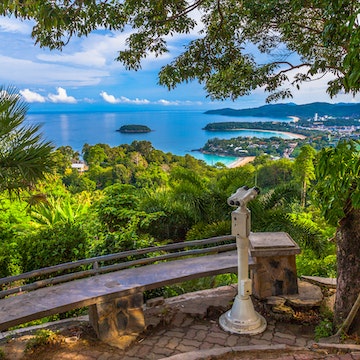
249, 232, 301, 299
89, 292, 145, 349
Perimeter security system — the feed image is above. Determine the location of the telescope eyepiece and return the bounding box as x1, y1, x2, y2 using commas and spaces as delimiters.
227, 186, 260, 208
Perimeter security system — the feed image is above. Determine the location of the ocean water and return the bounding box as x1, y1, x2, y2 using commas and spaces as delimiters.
26, 109, 293, 166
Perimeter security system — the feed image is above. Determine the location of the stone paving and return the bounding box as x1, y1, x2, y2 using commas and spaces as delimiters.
2, 285, 360, 360
104, 313, 360, 360
3, 311, 360, 360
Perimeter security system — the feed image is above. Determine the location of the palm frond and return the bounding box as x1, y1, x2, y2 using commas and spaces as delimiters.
0, 85, 54, 194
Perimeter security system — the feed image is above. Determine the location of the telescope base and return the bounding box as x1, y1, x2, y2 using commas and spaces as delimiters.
219, 295, 267, 335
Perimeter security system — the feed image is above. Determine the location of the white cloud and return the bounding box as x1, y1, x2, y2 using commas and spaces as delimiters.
48, 87, 77, 103
280, 68, 360, 105
84, 97, 96, 104
0, 17, 32, 34
37, 50, 107, 68
37, 32, 129, 69
20, 89, 46, 103
0, 55, 109, 86
156, 99, 204, 106
120, 96, 150, 105
100, 91, 121, 104
100, 91, 150, 104
156, 99, 180, 106
99, 91, 205, 106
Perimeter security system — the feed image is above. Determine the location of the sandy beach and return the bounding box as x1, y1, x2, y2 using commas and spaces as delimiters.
227, 156, 256, 168
224, 127, 306, 140
277, 130, 306, 139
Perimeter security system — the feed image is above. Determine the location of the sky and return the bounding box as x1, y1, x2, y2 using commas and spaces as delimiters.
0, 15, 359, 113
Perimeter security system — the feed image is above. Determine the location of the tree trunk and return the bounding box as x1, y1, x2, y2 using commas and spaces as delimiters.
335, 208, 360, 334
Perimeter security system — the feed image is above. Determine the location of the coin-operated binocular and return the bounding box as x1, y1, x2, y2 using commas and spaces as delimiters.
227, 186, 260, 208
219, 186, 267, 335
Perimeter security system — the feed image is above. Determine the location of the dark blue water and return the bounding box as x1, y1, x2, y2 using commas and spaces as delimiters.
26, 109, 293, 165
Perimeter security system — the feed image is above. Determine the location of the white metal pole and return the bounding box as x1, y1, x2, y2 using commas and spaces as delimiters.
219, 187, 267, 335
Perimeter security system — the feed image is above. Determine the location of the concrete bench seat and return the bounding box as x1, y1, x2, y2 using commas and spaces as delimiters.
0, 250, 248, 332
0, 231, 300, 348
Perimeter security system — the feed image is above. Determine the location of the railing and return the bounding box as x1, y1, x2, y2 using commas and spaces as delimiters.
0, 235, 236, 299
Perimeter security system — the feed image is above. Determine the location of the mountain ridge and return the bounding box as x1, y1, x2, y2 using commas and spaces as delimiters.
205, 102, 360, 119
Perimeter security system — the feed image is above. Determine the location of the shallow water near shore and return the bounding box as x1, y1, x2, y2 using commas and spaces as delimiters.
26, 109, 295, 165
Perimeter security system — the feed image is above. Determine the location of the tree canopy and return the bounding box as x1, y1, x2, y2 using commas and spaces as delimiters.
1, 0, 359, 102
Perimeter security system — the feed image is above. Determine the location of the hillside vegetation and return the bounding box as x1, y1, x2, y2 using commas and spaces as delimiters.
1, 141, 336, 307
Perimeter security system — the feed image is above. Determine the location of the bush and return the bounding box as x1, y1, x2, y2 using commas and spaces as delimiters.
19, 222, 89, 272
0, 239, 20, 278
315, 319, 334, 341
296, 250, 337, 278
25, 329, 62, 353
186, 221, 231, 241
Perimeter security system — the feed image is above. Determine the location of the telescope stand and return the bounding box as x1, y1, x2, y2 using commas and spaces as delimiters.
219, 203, 266, 334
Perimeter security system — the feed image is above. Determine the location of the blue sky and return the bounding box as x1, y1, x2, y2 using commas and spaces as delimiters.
0, 15, 359, 113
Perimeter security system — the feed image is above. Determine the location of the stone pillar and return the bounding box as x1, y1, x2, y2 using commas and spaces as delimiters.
89, 292, 145, 349
249, 232, 301, 299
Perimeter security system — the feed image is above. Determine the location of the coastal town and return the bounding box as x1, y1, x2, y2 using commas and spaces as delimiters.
200, 111, 360, 160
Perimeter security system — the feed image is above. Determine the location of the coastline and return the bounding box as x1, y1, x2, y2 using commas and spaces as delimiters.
275, 130, 306, 139
205, 127, 306, 139
227, 156, 256, 168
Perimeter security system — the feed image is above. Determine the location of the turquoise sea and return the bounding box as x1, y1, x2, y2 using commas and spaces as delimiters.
26, 109, 294, 166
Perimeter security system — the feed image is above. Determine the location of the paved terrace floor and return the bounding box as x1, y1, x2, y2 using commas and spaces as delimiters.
1, 286, 360, 360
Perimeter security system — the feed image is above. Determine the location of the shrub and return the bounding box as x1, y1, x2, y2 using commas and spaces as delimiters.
19, 222, 89, 272
25, 329, 62, 353
296, 250, 337, 278
315, 319, 334, 341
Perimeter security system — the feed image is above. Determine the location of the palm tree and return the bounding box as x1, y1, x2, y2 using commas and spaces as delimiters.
0, 86, 54, 194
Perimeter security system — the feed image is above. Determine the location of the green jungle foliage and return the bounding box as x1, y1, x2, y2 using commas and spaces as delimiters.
0, 140, 337, 288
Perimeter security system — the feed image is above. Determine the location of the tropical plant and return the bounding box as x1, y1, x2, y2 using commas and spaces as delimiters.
186, 221, 231, 241
293, 145, 316, 207
251, 183, 328, 256
94, 183, 163, 232
20, 221, 90, 271
0, 195, 33, 277
29, 194, 90, 227
0, 85, 54, 194
312, 139, 360, 332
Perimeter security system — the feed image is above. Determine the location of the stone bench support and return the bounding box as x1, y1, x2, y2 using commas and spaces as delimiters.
89, 292, 145, 349
249, 232, 301, 299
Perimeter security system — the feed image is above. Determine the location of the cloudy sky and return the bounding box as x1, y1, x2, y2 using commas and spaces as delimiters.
0, 15, 359, 112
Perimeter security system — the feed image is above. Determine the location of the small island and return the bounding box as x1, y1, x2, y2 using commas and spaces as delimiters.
117, 125, 151, 133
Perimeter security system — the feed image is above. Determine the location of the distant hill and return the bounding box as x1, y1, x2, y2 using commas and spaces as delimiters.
205, 102, 360, 119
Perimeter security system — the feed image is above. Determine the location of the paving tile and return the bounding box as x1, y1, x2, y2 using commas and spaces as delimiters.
260, 331, 274, 341
181, 338, 202, 348
199, 341, 215, 350
275, 331, 297, 341
176, 343, 198, 352
165, 337, 181, 350
249, 338, 272, 345
135, 344, 153, 357
191, 324, 209, 330
225, 334, 239, 347
204, 334, 227, 346
193, 329, 208, 342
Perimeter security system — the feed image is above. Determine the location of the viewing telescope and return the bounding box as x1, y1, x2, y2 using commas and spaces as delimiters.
227, 186, 260, 208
